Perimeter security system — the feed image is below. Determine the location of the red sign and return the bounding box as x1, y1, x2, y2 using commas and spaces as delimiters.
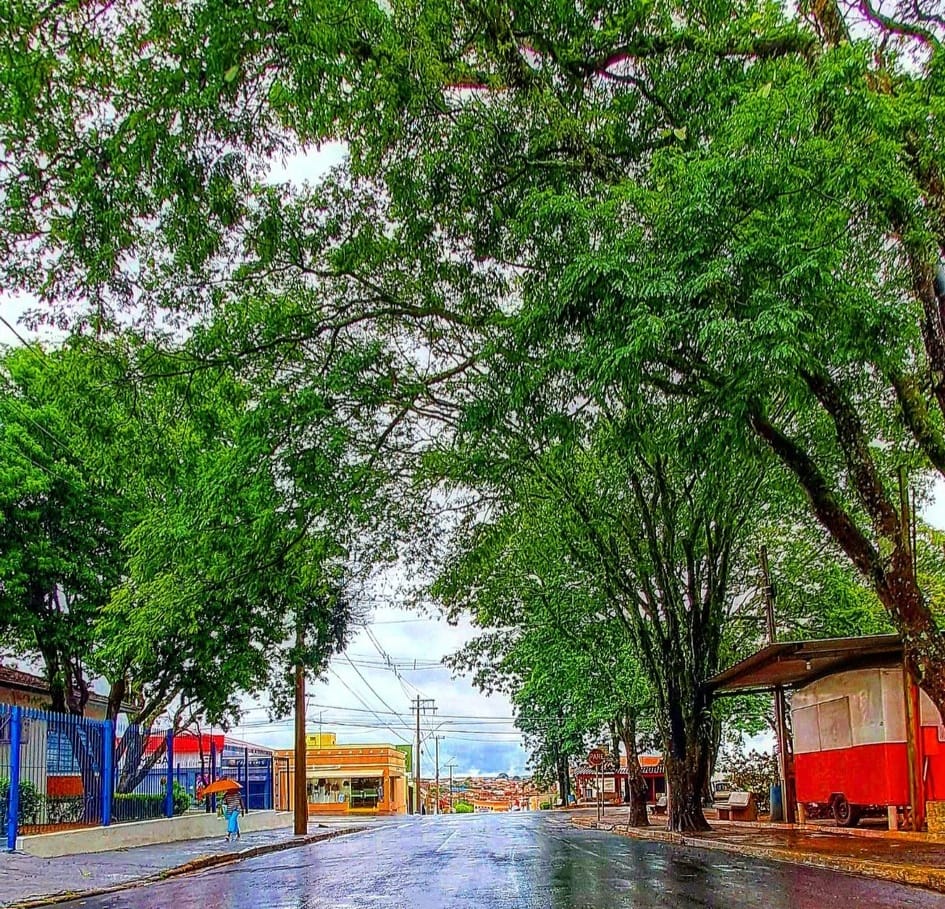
587, 748, 606, 767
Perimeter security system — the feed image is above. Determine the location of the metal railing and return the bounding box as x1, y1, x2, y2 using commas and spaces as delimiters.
2, 707, 276, 850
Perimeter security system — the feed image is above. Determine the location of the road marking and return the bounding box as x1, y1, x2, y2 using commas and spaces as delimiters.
435, 829, 460, 852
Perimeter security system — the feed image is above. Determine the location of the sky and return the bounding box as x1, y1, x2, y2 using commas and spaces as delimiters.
6, 144, 945, 778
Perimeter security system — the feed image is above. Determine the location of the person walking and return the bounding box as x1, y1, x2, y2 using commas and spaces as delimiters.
222, 784, 244, 842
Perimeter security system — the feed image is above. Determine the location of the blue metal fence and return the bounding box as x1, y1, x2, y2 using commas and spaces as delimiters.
1, 706, 275, 851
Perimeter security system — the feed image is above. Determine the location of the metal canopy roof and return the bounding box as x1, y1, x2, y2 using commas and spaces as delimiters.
707, 634, 902, 694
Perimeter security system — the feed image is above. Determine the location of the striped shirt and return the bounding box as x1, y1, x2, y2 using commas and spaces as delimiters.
222, 790, 242, 812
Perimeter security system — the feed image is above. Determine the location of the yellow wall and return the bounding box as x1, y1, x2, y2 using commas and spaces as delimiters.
275, 739, 408, 816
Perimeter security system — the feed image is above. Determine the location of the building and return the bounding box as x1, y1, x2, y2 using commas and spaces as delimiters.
0, 665, 116, 719
275, 732, 408, 817
143, 732, 276, 810
574, 754, 666, 806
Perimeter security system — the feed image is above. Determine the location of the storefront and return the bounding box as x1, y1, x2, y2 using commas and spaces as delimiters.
275, 733, 408, 816
574, 754, 666, 806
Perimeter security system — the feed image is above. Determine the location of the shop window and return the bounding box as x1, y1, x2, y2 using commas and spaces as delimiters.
350, 777, 382, 809
307, 778, 346, 804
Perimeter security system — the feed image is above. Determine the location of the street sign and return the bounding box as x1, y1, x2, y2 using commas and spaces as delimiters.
587, 748, 605, 767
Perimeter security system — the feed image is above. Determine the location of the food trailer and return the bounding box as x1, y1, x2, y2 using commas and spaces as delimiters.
791, 667, 945, 826
709, 634, 937, 829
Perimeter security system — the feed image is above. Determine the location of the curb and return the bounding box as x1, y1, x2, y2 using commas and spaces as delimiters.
572, 817, 945, 893
4, 826, 364, 909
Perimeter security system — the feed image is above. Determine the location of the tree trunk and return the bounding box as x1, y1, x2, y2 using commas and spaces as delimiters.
751, 407, 945, 722
556, 753, 571, 807
663, 687, 713, 833
665, 736, 712, 834
617, 712, 649, 827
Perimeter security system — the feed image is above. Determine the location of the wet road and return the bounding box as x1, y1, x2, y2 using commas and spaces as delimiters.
53, 813, 944, 908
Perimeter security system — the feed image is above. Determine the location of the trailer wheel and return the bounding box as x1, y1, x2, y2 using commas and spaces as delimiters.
831, 795, 860, 828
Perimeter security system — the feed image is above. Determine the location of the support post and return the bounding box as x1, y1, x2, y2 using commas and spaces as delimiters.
6, 707, 22, 852
294, 658, 307, 834
244, 746, 250, 812
416, 697, 421, 814
210, 739, 217, 814
102, 719, 114, 826
904, 664, 926, 830
411, 696, 435, 815
434, 736, 440, 816
448, 764, 455, 813
165, 729, 175, 818
760, 545, 795, 824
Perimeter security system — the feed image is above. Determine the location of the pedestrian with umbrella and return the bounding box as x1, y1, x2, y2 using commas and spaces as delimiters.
200, 778, 244, 842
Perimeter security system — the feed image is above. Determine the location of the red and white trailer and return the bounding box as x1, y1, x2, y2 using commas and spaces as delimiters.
792, 667, 945, 826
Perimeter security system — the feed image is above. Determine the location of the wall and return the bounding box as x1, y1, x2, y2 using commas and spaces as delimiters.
17, 810, 292, 857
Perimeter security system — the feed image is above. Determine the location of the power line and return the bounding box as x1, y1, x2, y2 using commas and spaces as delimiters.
325, 667, 412, 744
342, 652, 408, 717
241, 701, 519, 722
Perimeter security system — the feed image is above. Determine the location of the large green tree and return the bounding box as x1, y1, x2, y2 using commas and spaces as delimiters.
439, 502, 655, 823
5, 0, 945, 814
0, 337, 364, 747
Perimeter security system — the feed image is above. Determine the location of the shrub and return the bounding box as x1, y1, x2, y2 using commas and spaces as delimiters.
112, 792, 165, 822
717, 748, 779, 812
45, 795, 85, 824
539, 801, 552, 810
172, 781, 191, 815
0, 778, 42, 825
453, 801, 474, 814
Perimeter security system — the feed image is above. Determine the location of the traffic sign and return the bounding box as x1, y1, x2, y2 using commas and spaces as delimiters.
587, 748, 605, 767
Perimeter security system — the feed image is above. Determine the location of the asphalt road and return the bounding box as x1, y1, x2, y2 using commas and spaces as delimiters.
52, 813, 944, 908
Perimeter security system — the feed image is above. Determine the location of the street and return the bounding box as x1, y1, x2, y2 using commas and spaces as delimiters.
50, 813, 944, 908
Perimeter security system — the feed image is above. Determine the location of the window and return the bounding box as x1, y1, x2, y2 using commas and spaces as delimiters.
0, 715, 30, 745
307, 778, 346, 804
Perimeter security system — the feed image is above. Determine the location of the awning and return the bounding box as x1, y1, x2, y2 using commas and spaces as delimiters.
707, 634, 902, 694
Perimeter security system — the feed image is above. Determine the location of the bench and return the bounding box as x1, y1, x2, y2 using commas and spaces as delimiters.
717, 791, 757, 822
652, 795, 667, 815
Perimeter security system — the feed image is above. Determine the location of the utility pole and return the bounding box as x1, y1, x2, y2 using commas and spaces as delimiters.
412, 696, 435, 815
293, 619, 307, 836
448, 763, 456, 813
434, 736, 440, 816
760, 545, 794, 824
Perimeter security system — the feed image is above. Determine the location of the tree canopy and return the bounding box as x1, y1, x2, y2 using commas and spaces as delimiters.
3, 0, 945, 831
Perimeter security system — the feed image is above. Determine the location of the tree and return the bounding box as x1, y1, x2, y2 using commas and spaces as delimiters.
0, 337, 364, 782
0, 346, 127, 714
5, 0, 945, 810
441, 527, 655, 822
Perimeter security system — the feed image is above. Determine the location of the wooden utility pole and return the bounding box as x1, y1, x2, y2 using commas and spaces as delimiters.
412, 696, 435, 814
448, 763, 456, 813
760, 545, 794, 824
434, 735, 440, 816
293, 621, 307, 836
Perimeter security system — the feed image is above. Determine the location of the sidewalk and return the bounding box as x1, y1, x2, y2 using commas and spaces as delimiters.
0, 822, 365, 908
572, 807, 945, 893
